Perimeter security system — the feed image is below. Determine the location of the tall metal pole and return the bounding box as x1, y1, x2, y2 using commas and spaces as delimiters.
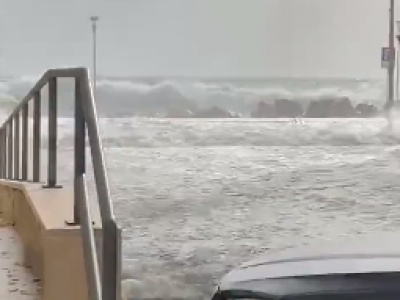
397, 46, 400, 100
396, 21, 400, 101
387, 0, 395, 110
91, 16, 99, 100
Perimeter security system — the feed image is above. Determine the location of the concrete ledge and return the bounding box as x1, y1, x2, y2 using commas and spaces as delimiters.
0, 180, 103, 300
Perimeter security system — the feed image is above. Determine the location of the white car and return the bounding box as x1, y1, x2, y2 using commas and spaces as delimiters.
211, 232, 400, 300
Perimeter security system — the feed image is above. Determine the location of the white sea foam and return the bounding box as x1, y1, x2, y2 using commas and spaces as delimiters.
0, 75, 386, 117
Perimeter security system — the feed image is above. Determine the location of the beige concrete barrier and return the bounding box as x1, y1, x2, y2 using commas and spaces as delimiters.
0, 179, 102, 300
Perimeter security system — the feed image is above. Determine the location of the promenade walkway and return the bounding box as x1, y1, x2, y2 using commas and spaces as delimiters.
0, 227, 40, 299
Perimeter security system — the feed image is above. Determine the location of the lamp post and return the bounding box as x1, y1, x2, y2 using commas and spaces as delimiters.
387, 0, 395, 111
90, 16, 99, 99
396, 21, 400, 101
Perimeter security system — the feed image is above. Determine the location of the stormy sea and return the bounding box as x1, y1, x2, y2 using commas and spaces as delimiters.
1, 75, 399, 299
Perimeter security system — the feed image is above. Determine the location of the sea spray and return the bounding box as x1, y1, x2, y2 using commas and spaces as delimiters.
0, 75, 387, 117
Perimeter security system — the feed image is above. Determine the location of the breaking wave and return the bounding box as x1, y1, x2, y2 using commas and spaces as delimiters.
0, 75, 386, 117
9, 117, 399, 148
0, 74, 392, 148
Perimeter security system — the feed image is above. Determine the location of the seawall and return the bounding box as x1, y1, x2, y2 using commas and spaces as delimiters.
0, 179, 102, 300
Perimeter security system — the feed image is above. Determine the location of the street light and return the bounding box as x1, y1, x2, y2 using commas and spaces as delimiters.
396, 20, 400, 101
90, 16, 99, 99
383, 0, 395, 115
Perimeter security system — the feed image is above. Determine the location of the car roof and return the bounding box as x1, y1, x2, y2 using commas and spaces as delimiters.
218, 232, 400, 298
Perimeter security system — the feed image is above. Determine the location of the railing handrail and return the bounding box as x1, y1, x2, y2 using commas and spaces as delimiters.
3, 68, 83, 127
78, 174, 102, 300
0, 67, 121, 300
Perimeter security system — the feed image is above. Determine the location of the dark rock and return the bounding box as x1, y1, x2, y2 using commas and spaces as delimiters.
304, 99, 333, 118
355, 103, 378, 117
192, 106, 233, 118
304, 97, 355, 118
251, 101, 276, 118
274, 99, 303, 117
331, 97, 355, 117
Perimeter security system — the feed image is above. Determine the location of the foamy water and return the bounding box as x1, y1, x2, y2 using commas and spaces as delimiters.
34, 117, 398, 300
0, 76, 398, 300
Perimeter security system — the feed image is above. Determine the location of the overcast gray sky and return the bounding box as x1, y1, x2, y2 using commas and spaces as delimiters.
0, 0, 397, 78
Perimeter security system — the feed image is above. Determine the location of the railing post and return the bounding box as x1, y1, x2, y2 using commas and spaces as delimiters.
21, 104, 29, 181
14, 113, 20, 180
7, 120, 13, 180
33, 91, 41, 182
67, 78, 86, 226
116, 226, 122, 300
75, 78, 85, 224
1, 126, 7, 178
0, 130, 4, 179
102, 220, 121, 300
44, 77, 61, 188
2, 129, 6, 179
0, 129, 4, 179
77, 174, 102, 300
79, 69, 121, 300
2, 130, 6, 179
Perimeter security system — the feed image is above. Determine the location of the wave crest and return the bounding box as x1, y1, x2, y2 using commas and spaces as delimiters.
0, 75, 386, 117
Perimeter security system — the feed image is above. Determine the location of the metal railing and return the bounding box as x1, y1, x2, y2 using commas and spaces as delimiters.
0, 67, 121, 300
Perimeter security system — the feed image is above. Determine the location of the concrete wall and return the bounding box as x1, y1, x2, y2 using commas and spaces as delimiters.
0, 180, 103, 300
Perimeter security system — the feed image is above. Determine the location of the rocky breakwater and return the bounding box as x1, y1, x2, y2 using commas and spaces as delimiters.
251, 98, 379, 118
251, 99, 303, 118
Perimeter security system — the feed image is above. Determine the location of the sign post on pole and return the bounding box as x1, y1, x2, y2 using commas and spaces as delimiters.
382, 47, 393, 69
